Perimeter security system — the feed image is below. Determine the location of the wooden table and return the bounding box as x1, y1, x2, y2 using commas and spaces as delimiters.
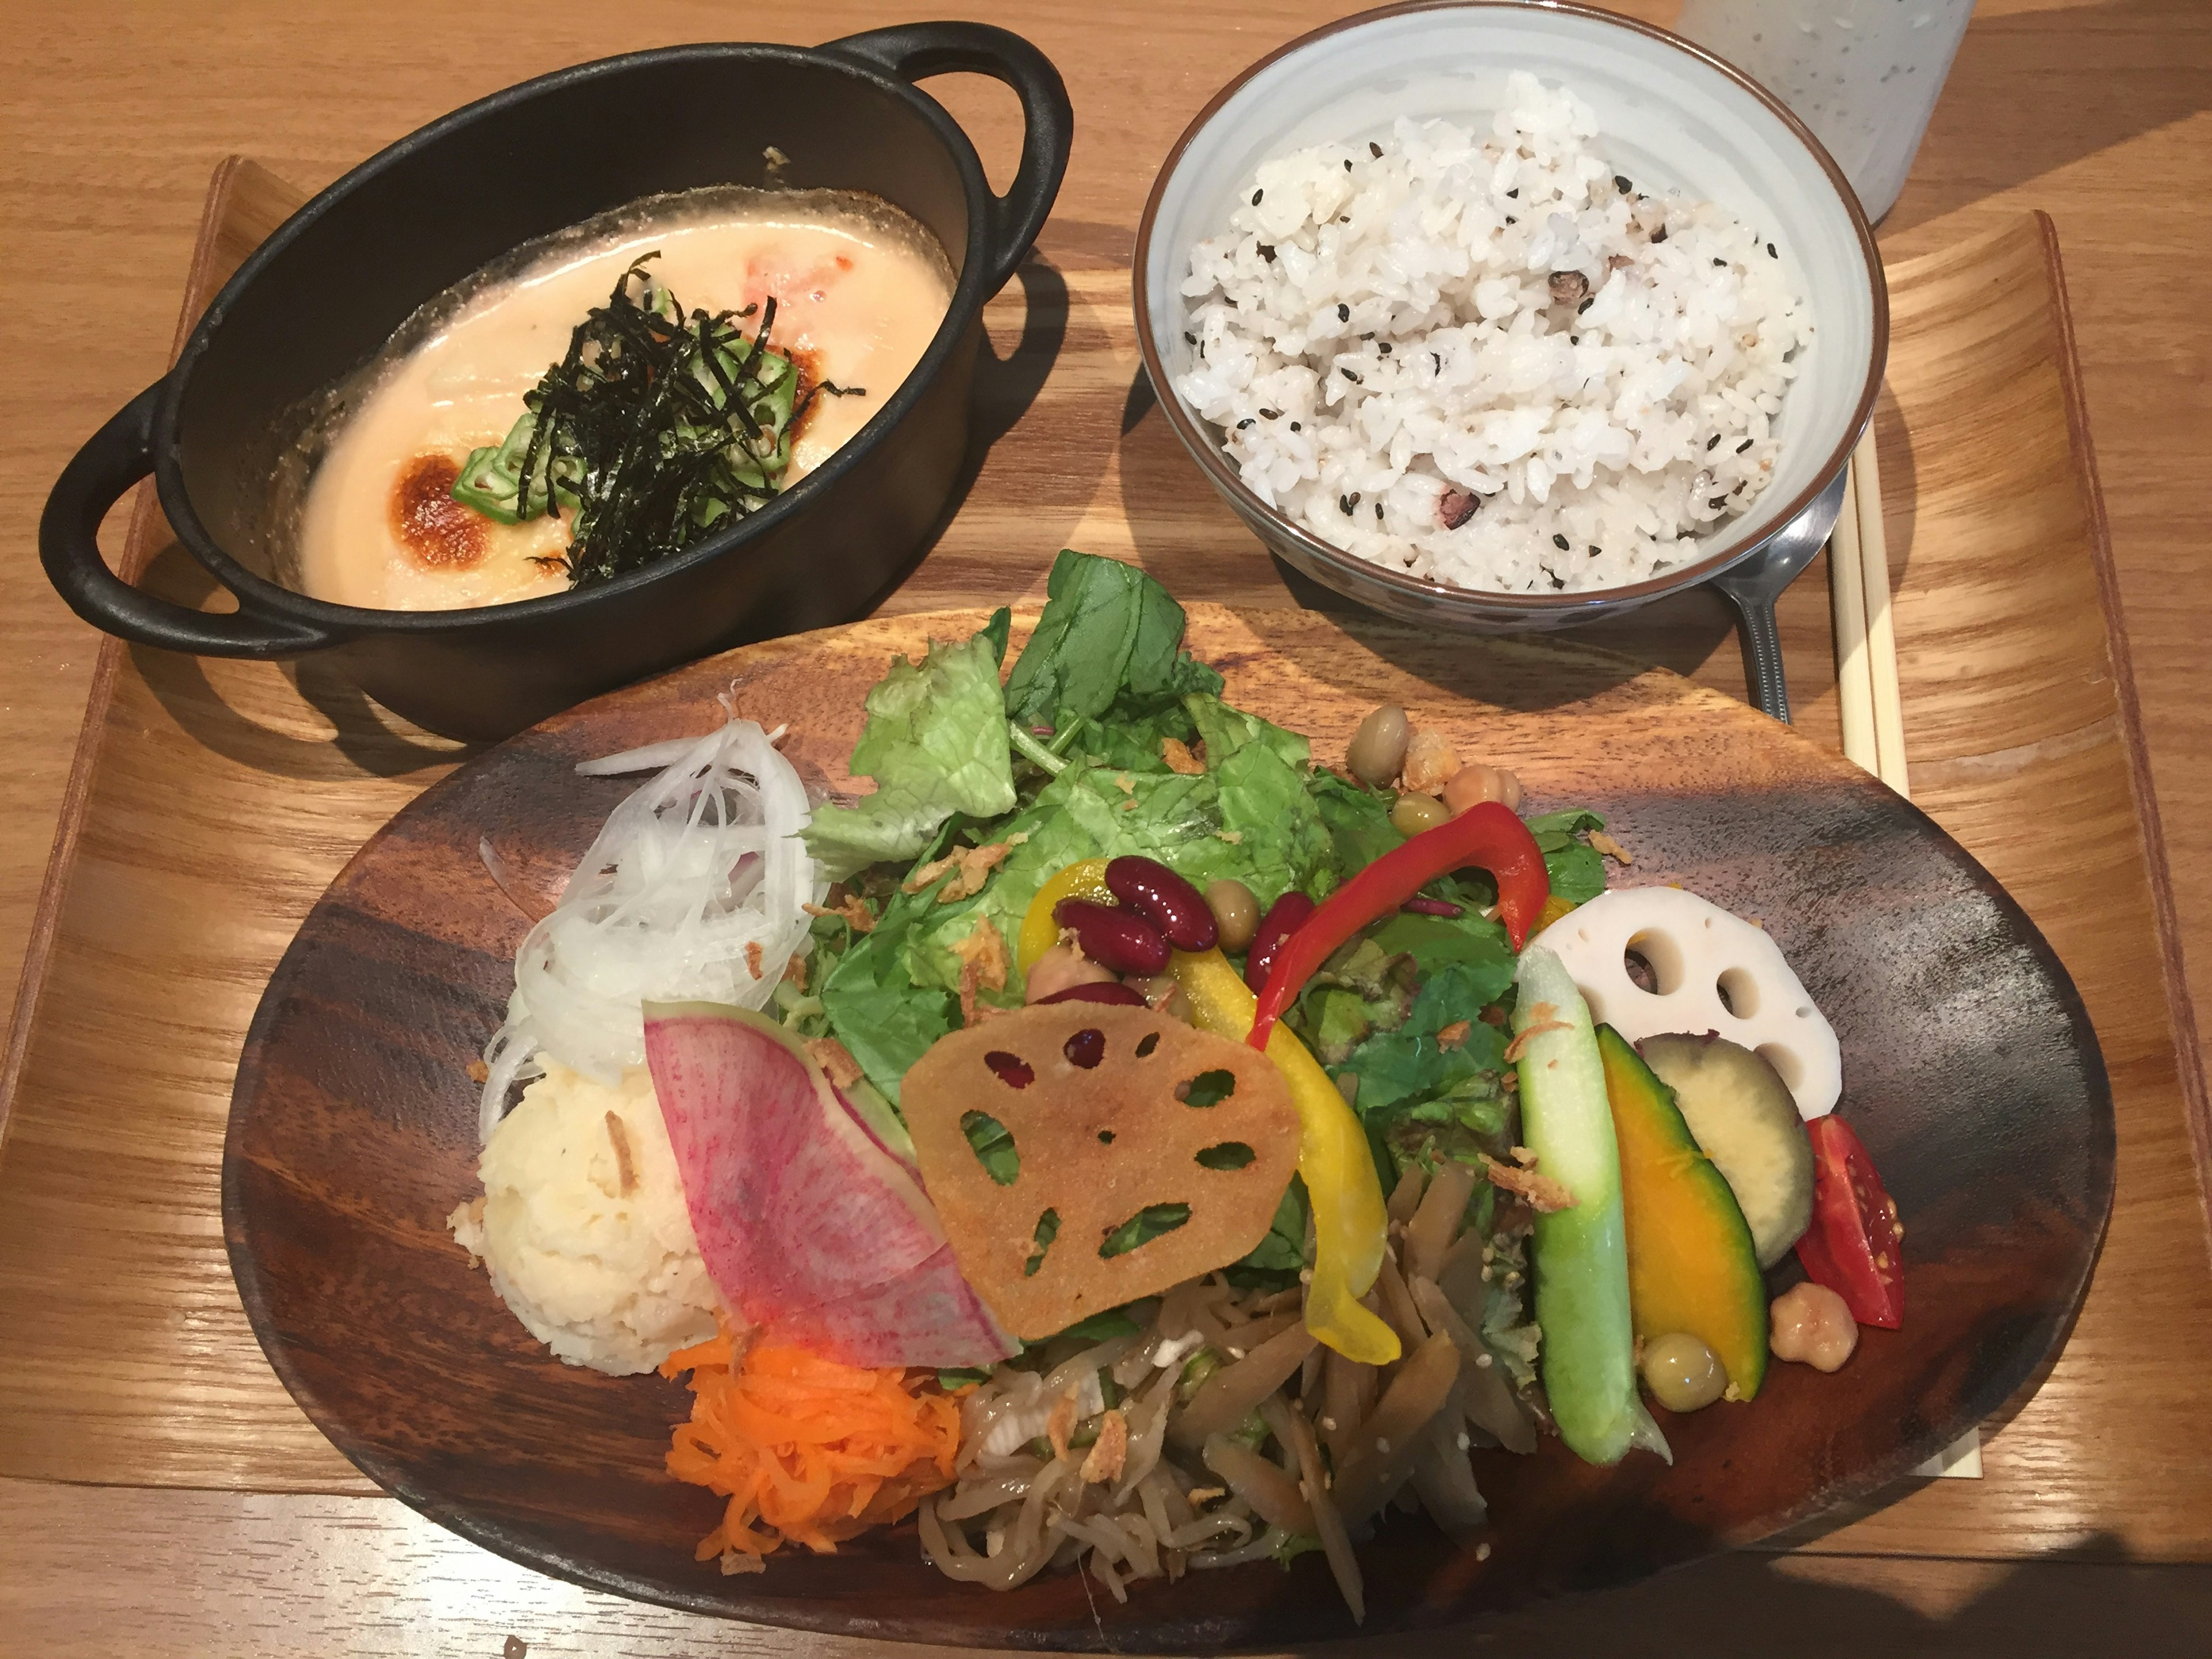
2, 2, 2209, 1653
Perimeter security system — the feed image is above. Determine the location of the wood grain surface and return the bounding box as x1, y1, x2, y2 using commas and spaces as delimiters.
3, 1, 2210, 1650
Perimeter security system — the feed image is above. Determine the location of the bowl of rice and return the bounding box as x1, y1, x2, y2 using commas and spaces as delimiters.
1134, 0, 1886, 627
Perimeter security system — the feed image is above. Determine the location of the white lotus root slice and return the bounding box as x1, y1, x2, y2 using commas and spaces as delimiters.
1531, 886, 1841, 1119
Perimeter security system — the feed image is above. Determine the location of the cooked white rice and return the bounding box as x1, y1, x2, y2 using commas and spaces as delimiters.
1174, 71, 1811, 594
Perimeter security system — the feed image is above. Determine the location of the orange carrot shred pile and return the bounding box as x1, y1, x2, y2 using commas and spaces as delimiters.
661, 1327, 961, 1567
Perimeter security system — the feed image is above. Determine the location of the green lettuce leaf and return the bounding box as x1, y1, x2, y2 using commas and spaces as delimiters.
802, 613, 1017, 882
1526, 806, 1609, 907
1003, 550, 1222, 730
818, 873, 961, 1104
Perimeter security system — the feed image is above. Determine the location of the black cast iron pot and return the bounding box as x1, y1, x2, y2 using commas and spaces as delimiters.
40, 24, 1071, 741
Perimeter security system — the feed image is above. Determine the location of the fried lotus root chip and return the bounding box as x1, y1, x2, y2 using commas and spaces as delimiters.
902, 1004, 1301, 1339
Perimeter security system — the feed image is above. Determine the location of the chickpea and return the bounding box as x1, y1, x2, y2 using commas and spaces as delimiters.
1204, 878, 1260, 953
1126, 975, 1194, 1023
1345, 704, 1410, 787
1023, 941, 1116, 1005
1641, 1331, 1726, 1412
1442, 761, 1525, 816
1400, 729, 1463, 796
1390, 791, 1450, 836
1769, 1281, 1858, 1373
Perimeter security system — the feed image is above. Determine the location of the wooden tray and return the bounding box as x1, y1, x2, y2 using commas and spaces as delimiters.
2, 159, 2207, 1570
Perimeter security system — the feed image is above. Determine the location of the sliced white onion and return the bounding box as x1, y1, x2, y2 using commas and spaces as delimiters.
477, 714, 822, 1140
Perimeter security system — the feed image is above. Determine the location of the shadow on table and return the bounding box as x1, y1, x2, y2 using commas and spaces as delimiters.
1888, 0, 2212, 234
1343, 1532, 2210, 1658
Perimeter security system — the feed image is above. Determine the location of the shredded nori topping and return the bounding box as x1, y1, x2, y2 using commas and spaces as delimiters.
448, 254, 861, 589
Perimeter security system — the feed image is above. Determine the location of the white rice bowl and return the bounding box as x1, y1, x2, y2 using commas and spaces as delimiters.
1173, 71, 1812, 595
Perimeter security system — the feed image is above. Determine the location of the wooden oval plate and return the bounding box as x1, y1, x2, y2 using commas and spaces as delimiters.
224, 606, 2113, 1650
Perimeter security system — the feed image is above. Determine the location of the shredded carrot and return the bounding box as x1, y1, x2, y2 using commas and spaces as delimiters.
661, 1326, 961, 1566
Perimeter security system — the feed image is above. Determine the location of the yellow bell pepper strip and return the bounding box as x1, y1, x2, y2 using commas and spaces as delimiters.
1247, 801, 1548, 1051
1169, 947, 1400, 1365
1016, 858, 1112, 971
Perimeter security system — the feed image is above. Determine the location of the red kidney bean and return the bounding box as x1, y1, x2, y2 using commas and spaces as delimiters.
1055, 899, 1171, 976
1244, 891, 1317, 993
1104, 855, 1218, 952
1037, 982, 1147, 1007
984, 1051, 1035, 1089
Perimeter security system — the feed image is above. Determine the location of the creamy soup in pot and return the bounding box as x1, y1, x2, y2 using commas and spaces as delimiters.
297, 190, 954, 611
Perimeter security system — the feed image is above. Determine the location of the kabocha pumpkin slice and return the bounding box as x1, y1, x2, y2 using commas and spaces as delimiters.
1596, 1025, 1769, 1402
902, 1004, 1300, 1338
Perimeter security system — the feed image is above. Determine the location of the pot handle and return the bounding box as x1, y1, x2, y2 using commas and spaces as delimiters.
824, 21, 1073, 296
41, 382, 339, 658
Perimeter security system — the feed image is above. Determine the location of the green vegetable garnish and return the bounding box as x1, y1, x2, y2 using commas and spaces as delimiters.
450, 255, 862, 586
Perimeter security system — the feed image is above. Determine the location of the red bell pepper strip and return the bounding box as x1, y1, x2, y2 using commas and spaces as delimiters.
1247, 800, 1548, 1051
1796, 1115, 1904, 1330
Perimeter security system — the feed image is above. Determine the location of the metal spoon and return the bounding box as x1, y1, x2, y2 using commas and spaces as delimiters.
1711, 466, 1853, 724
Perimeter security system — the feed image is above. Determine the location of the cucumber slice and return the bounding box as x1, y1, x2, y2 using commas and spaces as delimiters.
1637, 1033, 1815, 1268
1513, 946, 1669, 1467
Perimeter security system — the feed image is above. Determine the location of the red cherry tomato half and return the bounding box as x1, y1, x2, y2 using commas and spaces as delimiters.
1796, 1115, 1904, 1330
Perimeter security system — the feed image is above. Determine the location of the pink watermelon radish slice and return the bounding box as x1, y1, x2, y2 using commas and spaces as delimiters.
643, 1000, 1012, 1366
765, 1244, 1012, 1368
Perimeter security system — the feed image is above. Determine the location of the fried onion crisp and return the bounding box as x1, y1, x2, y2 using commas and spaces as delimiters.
900, 1005, 1300, 1338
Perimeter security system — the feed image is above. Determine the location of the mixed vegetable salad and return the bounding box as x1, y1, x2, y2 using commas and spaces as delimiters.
455, 551, 1904, 1614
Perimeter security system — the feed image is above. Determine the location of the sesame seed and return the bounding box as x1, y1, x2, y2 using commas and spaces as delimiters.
1236, 418, 1253, 430
1615, 175, 1633, 194
1710, 495, 1729, 509
1505, 215, 1516, 225
1343, 157, 1353, 172
1338, 302, 1350, 322
1552, 534, 1569, 551
1257, 243, 1277, 262
1713, 257, 1728, 267
1259, 408, 1282, 420
1737, 438, 1754, 453
1376, 1437, 1390, 1453
1251, 188, 1263, 206
1226, 1347, 1245, 1360
1319, 1415, 1337, 1431
1375, 503, 1385, 521
1456, 1431, 1471, 1450
1475, 1352, 1493, 1368
1476, 1543, 1492, 1562
1707, 434, 1722, 450
1577, 296, 1594, 314
1182, 332, 1196, 346
1339, 496, 1353, 515
1290, 421, 1302, 432
1377, 342, 1392, 355
1298, 1267, 1313, 1283
1369, 141, 1383, 159
1341, 366, 1362, 382
1506, 187, 1519, 199
1349, 493, 1361, 508
1588, 544, 1600, 556
1768, 242, 1778, 258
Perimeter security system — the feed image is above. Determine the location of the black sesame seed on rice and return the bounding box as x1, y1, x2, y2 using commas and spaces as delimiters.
1615, 175, 1632, 194
1377, 342, 1392, 355
1652, 227, 1668, 244
1714, 258, 1728, 267
1252, 189, 1263, 206
1376, 503, 1385, 521
1710, 496, 1729, 510
1577, 297, 1594, 314
1338, 302, 1350, 321
1505, 215, 1517, 225
1550, 573, 1567, 589
1260, 408, 1282, 420
1553, 533, 1570, 551
1340, 495, 1353, 515
1768, 242, 1778, 258
1707, 434, 1722, 450
1237, 418, 1255, 429
1589, 545, 1601, 556
1257, 244, 1277, 262
1369, 141, 1383, 159
1341, 367, 1362, 383
1290, 421, 1301, 431
1507, 188, 1520, 199
1737, 438, 1754, 453
1183, 332, 1196, 345
1344, 158, 1353, 172
1349, 493, 1361, 508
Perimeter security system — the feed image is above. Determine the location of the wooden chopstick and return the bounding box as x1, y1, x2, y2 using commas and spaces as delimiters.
1853, 430, 1910, 795
1828, 459, 1880, 775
